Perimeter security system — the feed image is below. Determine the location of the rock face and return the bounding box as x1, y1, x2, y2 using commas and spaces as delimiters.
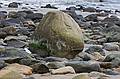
32, 11, 84, 59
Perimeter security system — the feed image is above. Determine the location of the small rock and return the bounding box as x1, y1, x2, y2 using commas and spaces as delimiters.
0, 47, 32, 63
113, 66, 120, 74
0, 29, 7, 38
111, 57, 120, 67
85, 14, 98, 22
4, 35, 28, 41
8, 2, 18, 8
46, 62, 65, 69
66, 7, 77, 11
26, 13, 43, 23
23, 77, 35, 79
0, 18, 22, 27
96, 12, 108, 17
65, 61, 101, 73
104, 54, 120, 62
72, 56, 83, 61
16, 27, 31, 36
23, 20, 35, 28
2, 63, 32, 75
0, 5, 2, 8
78, 52, 94, 61
21, 10, 33, 14
76, 5, 84, 10
79, 52, 104, 61
72, 73, 90, 79
99, 62, 112, 69
0, 12, 7, 20
19, 58, 40, 66
91, 52, 105, 61
0, 45, 5, 52
85, 45, 105, 56
103, 43, 119, 51
0, 39, 6, 45
103, 69, 120, 75
30, 63, 49, 74
23, 20, 36, 29
4, 39, 26, 48
102, 15, 120, 24
51, 66, 75, 74
89, 71, 109, 77
0, 60, 7, 69
2, 26, 16, 35
8, 11, 17, 18
22, 7, 28, 9
17, 11, 27, 18
83, 7, 96, 12
0, 70, 23, 79
97, 77, 110, 79
44, 56, 68, 62
41, 4, 58, 9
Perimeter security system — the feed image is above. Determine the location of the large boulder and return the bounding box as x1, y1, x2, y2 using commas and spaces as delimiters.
31, 11, 84, 59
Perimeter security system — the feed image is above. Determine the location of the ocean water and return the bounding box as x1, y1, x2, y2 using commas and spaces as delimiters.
0, 0, 120, 10
2, 0, 119, 3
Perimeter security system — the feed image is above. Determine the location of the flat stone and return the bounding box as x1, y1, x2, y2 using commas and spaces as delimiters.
51, 66, 75, 74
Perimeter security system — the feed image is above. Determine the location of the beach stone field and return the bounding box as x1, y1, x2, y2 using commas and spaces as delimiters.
0, 0, 120, 79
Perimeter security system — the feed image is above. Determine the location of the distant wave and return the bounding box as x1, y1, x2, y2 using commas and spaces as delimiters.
1, 0, 120, 3
102, 0, 120, 3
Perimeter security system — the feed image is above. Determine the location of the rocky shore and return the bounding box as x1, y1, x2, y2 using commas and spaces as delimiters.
0, 1, 120, 79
